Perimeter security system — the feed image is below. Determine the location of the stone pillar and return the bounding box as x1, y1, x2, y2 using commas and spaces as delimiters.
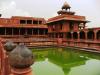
84, 31, 88, 47
85, 31, 87, 40
71, 31, 73, 40
5, 28, 6, 35
77, 31, 80, 41
57, 38, 63, 46
69, 32, 73, 46
94, 30, 97, 41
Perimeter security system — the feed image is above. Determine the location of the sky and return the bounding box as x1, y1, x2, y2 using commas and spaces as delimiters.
0, 0, 100, 28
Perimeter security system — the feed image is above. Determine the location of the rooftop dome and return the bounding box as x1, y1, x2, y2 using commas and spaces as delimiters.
62, 2, 71, 10
9, 43, 34, 69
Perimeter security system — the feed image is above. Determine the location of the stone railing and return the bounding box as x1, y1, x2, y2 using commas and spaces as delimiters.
0, 39, 34, 75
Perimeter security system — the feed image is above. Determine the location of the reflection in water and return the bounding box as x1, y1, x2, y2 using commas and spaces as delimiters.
32, 48, 100, 75
33, 58, 64, 75
69, 59, 100, 75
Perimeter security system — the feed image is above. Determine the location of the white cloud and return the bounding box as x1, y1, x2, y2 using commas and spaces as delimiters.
0, 0, 100, 28
0, 1, 31, 18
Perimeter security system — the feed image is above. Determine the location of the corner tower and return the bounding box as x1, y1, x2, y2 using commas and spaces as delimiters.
47, 2, 88, 39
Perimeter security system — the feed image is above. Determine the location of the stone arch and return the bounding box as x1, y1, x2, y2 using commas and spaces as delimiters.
73, 32, 78, 39
87, 31, 94, 40
66, 32, 72, 39
79, 31, 85, 39
96, 30, 100, 40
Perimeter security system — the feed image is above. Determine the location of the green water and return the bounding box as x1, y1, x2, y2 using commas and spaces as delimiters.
31, 48, 100, 75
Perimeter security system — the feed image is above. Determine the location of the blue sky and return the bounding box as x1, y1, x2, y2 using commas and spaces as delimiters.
0, 0, 100, 28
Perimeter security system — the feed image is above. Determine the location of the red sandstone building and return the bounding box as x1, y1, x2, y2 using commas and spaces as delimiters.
0, 1, 100, 75
47, 2, 100, 50
0, 16, 49, 46
0, 2, 100, 49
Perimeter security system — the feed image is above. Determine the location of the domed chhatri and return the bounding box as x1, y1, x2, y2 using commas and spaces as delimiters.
9, 43, 34, 69
62, 1, 71, 10
4, 40, 16, 52
57, 1, 75, 15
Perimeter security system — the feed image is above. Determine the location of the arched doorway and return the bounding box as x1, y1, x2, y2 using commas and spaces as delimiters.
87, 31, 94, 40
73, 32, 78, 39
66, 32, 72, 39
79, 31, 85, 39
96, 30, 100, 40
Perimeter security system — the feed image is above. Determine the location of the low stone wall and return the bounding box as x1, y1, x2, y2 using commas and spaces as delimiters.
65, 40, 100, 51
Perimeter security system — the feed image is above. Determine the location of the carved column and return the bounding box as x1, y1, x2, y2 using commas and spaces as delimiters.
71, 31, 73, 46
71, 31, 73, 40
77, 31, 80, 41
85, 31, 87, 40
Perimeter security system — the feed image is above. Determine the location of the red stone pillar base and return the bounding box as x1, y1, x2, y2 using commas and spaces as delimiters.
57, 38, 63, 46
10, 68, 33, 75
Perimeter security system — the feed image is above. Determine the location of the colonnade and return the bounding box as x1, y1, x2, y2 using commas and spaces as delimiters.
0, 27, 48, 36
49, 30, 100, 41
